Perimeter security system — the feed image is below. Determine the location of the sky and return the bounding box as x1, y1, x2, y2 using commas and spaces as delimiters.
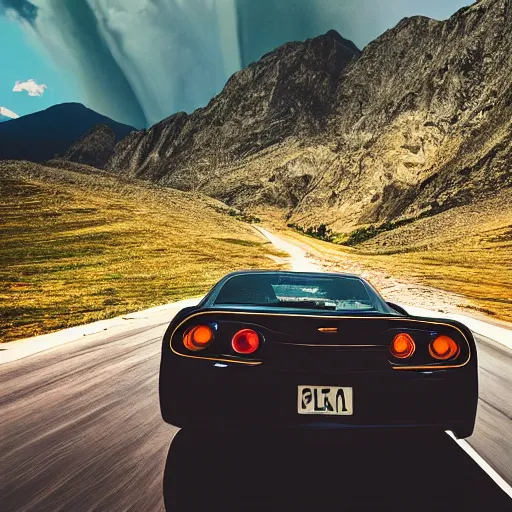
0, 0, 471, 129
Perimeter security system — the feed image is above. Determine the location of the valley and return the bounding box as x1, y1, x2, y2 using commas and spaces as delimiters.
1, 158, 510, 344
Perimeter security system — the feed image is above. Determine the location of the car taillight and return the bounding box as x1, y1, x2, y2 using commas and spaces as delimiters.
183, 325, 214, 351
232, 329, 260, 354
390, 333, 416, 359
429, 335, 459, 360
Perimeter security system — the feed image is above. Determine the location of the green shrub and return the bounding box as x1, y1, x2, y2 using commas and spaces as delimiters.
288, 217, 417, 246
287, 223, 334, 242
227, 208, 260, 223
341, 218, 415, 246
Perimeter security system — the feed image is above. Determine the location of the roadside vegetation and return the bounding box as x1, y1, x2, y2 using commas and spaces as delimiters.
289, 217, 422, 246
0, 161, 283, 342
286, 222, 334, 242
283, 190, 512, 323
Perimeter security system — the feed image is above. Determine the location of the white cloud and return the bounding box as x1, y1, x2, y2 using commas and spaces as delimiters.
0, 106, 20, 119
13, 78, 47, 96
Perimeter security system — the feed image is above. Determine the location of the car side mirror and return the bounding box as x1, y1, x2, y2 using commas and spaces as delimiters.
386, 302, 409, 315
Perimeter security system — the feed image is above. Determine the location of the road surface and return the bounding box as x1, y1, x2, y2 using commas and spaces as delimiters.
1, 231, 511, 511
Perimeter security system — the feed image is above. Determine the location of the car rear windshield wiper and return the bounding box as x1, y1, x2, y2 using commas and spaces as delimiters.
273, 300, 337, 310
217, 300, 377, 311
217, 300, 336, 309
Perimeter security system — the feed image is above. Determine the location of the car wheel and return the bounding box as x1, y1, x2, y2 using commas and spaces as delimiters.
453, 423, 475, 439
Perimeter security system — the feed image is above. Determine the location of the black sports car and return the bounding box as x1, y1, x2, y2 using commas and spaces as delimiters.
159, 271, 478, 438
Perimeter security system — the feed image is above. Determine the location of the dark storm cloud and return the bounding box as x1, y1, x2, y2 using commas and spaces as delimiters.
236, 0, 323, 66
0, 0, 38, 23
235, 0, 382, 66
38, 0, 147, 128
88, 0, 229, 127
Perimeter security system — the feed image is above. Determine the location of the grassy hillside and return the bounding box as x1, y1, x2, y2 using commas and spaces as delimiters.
277, 189, 512, 323
0, 161, 283, 342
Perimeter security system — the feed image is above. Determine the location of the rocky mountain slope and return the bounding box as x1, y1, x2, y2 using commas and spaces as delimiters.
108, 31, 361, 190
57, 124, 119, 169
0, 103, 135, 163
295, 0, 512, 227
107, 0, 511, 232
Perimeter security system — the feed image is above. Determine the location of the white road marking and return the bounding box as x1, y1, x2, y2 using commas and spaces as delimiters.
447, 432, 512, 498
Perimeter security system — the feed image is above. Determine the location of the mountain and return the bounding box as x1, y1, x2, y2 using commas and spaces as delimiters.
0, 107, 19, 123
108, 0, 511, 231
108, 31, 360, 190
57, 124, 119, 169
298, 0, 512, 227
0, 103, 135, 163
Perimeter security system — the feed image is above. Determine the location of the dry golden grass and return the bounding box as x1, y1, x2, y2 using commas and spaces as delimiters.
277, 191, 512, 323
356, 229, 512, 322
0, 161, 284, 342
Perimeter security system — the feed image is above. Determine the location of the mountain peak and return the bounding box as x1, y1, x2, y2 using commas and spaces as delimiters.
106, 0, 511, 231
59, 123, 118, 169
0, 103, 135, 162
325, 29, 344, 41
108, 28, 362, 182
322, 30, 361, 54
45, 102, 88, 112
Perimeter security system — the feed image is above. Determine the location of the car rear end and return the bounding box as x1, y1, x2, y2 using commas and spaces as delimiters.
159, 309, 478, 438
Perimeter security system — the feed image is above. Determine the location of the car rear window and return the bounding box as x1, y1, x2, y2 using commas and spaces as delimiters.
213, 274, 380, 312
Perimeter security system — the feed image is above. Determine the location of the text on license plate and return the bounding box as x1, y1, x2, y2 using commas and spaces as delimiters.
297, 385, 353, 415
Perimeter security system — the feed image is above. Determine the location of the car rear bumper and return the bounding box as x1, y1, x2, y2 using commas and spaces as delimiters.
160, 357, 478, 438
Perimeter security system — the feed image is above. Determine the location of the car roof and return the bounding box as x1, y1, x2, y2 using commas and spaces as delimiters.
218, 270, 366, 281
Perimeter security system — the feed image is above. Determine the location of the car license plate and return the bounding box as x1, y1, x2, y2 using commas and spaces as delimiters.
297, 385, 353, 415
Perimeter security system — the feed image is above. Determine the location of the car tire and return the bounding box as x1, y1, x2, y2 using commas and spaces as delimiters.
453, 423, 475, 439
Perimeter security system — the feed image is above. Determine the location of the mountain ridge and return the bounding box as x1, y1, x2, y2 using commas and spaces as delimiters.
56, 123, 119, 169
3, 1, 510, 234
107, 29, 361, 189
103, 0, 511, 232
0, 103, 135, 163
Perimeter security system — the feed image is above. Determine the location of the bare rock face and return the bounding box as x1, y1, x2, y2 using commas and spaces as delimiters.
108, 30, 360, 189
293, 0, 512, 227
59, 124, 118, 169
108, 0, 512, 231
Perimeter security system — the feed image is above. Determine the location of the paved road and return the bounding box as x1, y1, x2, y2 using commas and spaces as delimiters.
1, 230, 510, 510
1, 313, 511, 511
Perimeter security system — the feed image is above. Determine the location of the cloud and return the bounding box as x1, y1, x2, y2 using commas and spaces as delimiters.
13, 78, 47, 96
0, 0, 38, 23
88, 0, 231, 126
11, 0, 149, 128
0, 106, 20, 119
